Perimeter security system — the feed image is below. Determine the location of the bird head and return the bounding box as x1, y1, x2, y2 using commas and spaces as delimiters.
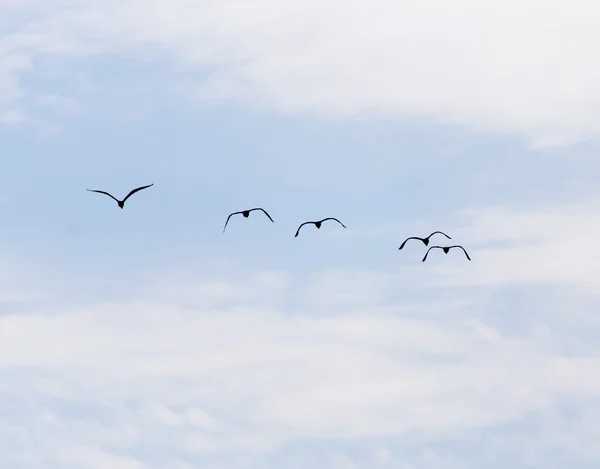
423, 239, 429, 246
242, 211, 250, 218
315, 222, 321, 229
443, 247, 450, 254
118, 201, 124, 209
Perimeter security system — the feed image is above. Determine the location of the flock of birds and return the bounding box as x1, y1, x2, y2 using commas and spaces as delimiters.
86, 183, 472, 263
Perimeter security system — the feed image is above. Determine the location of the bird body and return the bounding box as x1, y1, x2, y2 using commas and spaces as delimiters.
399, 231, 451, 250
422, 245, 471, 262
294, 217, 346, 237
223, 207, 274, 232
86, 184, 154, 208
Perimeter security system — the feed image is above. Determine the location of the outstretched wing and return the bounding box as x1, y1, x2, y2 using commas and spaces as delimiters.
86, 189, 119, 203
122, 183, 154, 203
427, 231, 451, 240
250, 208, 275, 223
449, 245, 471, 261
294, 221, 313, 237
422, 246, 443, 262
223, 211, 243, 232
398, 237, 423, 250
320, 217, 347, 228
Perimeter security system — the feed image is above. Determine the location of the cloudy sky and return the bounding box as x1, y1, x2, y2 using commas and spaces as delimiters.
1, 1, 600, 468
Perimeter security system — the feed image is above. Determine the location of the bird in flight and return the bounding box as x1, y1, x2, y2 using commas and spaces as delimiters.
399, 231, 451, 250
223, 208, 274, 232
422, 245, 471, 262
294, 217, 346, 237
86, 183, 154, 209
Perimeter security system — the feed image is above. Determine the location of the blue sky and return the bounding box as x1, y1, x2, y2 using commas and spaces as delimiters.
1, 1, 600, 468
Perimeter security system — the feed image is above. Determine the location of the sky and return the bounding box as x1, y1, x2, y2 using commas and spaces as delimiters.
1, 0, 600, 468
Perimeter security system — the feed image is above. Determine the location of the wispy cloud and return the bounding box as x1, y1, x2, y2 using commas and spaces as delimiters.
1, 0, 600, 145
1, 254, 600, 467
413, 200, 600, 290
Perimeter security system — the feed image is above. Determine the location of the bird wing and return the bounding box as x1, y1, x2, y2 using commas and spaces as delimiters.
86, 189, 119, 203
398, 237, 422, 250
294, 221, 313, 237
422, 246, 443, 262
320, 217, 347, 228
449, 245, 471, 260
427, 231, 451, 240
122, 183, 154, 203
250, 208, 275, 223
223, 211, 243, 232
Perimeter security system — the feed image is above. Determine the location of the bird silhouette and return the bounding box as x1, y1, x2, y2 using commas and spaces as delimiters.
399, 231, 451, 250
294, 217, 346, 237
422, 245, 471, 262
86, 184, 154, 209
223, 207, 274, 232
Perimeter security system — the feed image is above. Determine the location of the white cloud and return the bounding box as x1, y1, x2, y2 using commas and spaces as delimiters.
322, 200, 600, 299
414, 199, 600, 289
1, 0, 600, 145
59, 446, 148, 469
1, 195, 600, 467
1, 263, 600, 469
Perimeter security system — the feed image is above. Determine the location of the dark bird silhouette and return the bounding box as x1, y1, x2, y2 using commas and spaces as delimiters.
422, 245, 471, 262
86, 184, 154, 209
399, 231, 451, 250
223, 208, 274, 232
294, 217, 346, 237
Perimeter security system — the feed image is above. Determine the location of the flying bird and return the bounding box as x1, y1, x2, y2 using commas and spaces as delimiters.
223, 208, 274, 232
422, 245, 471, 262
294, 217, 346, 237
86, 183, 154, 209
399, 231, 451, 250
